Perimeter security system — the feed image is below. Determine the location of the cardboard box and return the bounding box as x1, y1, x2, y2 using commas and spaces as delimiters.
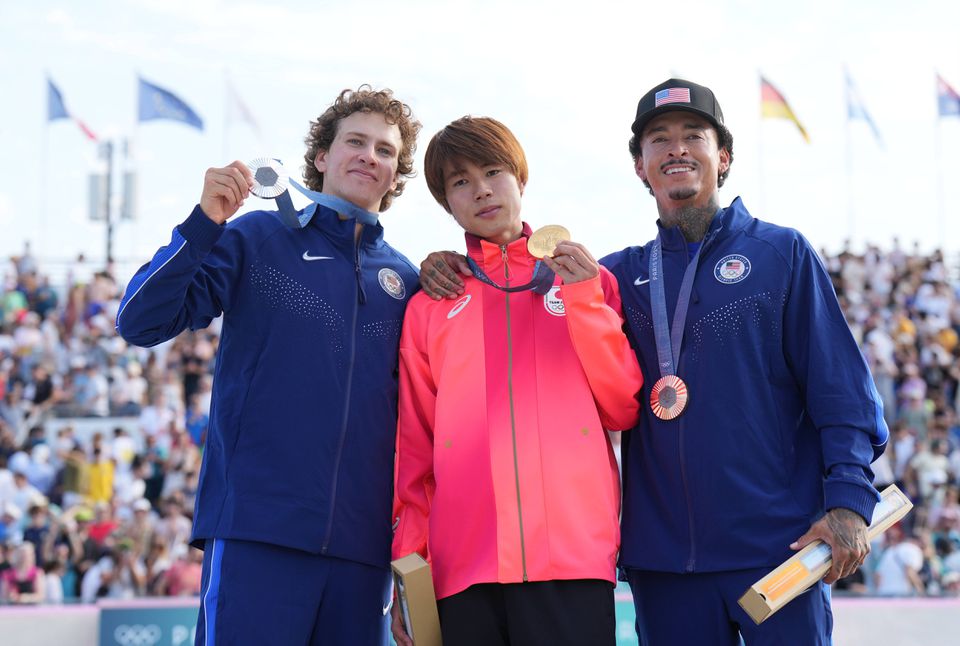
738, 484, 913, 625
391, 553, 442, 646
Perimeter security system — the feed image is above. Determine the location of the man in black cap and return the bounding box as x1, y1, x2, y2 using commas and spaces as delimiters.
414, 78, 889, 644
598, 78, 889, 644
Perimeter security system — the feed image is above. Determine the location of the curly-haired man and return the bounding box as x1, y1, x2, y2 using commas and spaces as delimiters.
117, 86, 421, 645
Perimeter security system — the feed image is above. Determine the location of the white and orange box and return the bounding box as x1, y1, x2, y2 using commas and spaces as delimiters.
738, 484, 913, 624
391, 553, 442, 646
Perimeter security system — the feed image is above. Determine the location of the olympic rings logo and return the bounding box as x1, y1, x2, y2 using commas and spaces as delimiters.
113, 624, 162, 646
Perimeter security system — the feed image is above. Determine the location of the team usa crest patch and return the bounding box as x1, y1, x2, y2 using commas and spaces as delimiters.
378, 268, 406, 299
714, 254, 751, 284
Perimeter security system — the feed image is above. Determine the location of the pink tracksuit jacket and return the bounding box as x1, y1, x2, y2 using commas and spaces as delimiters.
392, 225, 643, 600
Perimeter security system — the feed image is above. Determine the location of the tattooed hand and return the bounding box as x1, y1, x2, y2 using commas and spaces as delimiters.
790, 508, 870, 585
418, 251, 471, 300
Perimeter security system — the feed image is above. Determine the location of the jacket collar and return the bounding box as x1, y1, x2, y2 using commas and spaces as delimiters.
655, 196, 752, 251
464, 222, 536, 269
304, 203, 386, 248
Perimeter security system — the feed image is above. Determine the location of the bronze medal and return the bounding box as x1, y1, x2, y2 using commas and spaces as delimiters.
650, 374, 688, 420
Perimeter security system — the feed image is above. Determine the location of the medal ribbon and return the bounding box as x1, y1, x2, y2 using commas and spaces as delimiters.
649, 230, 709, 379
273, 177, 380, 228
465, 256, 556, 295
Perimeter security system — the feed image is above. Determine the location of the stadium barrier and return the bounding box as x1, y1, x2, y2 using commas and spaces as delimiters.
2, 590, 959, 645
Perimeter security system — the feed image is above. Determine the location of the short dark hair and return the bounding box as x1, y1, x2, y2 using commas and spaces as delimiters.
629, 121, 735, 194
302, 86, 421, 212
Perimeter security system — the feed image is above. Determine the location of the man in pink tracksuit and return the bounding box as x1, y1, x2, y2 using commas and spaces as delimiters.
391, 116, 643, 646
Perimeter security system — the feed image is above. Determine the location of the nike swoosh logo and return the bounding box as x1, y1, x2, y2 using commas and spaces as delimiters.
303, 252, 334, 261
634, 277, 650, 286
382, 601, 391, 615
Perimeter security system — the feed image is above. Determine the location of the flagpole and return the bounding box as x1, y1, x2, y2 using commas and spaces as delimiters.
757, 72, 766, 215
844, 69, 855, 248
222, 69, 229, 161
935, 77, 946, 250
41, 99, 49, 259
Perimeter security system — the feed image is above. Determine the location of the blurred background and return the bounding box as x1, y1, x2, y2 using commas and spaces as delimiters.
1, 1, 959, 644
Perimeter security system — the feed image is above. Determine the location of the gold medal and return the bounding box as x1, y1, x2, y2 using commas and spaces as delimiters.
527, 225, 571, 258
650, 375, 688, 420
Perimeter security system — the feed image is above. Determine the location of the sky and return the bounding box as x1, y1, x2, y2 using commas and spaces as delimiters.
2, 0, 959, 286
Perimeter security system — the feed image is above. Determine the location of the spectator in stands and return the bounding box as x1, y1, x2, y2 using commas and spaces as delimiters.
22, 501, 50, 559
111, 538, 146, 599
123, 498, 155, 558
86, 445, 114, 505
78, 364, 109, 417
874, 524, 926, 596
152, 496, 191, 555
79, 552, 116, 604
0, 541, 45, 604
26, 443, 55, 495
159, 544, 203, 597
1, 503, 22, 544
87, 502, 119, 547
60, 443, 89, 510
10, 469, 40, 517
42, 558, 65, 604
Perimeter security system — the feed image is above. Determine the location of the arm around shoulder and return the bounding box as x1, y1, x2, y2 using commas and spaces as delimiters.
561, 268, 643, 430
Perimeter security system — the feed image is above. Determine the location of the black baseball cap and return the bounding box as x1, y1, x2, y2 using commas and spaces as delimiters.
631, 78, 725, 137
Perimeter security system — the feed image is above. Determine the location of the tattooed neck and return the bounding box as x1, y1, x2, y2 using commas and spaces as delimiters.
659, 199, 719, 242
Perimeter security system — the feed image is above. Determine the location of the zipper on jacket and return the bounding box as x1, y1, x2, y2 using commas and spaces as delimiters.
354, 233, 367, 304
322, 241, 364, 551
676, 231, 721, 573
502, 244, 528, 582
678, 408, 697, 571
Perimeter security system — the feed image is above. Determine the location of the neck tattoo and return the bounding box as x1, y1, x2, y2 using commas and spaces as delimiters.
661, 198, 719, 242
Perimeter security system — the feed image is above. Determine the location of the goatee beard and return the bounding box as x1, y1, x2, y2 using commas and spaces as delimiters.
667, 188, 697, 201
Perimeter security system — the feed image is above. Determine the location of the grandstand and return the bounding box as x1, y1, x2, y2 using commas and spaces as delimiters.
1, 243, 959, 645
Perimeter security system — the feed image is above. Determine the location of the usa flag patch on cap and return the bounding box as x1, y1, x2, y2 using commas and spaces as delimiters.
655, 87, 691, 106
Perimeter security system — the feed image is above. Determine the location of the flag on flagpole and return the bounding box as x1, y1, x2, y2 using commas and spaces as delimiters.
48, 78, 69, 120
937, 73, 960, 118
225, 77, 261, 135
138, 77, 204, 130
47, 77, 98, 141
760, 76, 810, 143
844, 68, 883, 146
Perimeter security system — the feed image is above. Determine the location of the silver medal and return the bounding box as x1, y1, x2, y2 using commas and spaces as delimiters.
247, 157, 288, 199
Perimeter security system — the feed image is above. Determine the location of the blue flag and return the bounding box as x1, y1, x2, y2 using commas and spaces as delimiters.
937, 74, 960, 118
844, 69, 883, 146
48, 78, 69, 121
138, 77, 204, 130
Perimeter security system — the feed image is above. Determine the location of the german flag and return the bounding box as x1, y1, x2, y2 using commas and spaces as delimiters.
760, 76, 810, 143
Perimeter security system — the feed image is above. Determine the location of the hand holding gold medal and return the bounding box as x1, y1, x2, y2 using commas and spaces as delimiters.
527, 225, 571, 258
531, 225, 602, 285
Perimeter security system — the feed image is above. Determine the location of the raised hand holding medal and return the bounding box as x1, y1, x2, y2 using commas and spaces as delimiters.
247, 157, 288, 199
534, 226, 602, 286
528, 224, 570, 258
246, 157, 380, 229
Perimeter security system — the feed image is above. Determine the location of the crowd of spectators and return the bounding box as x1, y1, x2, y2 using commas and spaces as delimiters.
1, 247, 212, 604
826, 240, 960, 597
0, 238, 958, 605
